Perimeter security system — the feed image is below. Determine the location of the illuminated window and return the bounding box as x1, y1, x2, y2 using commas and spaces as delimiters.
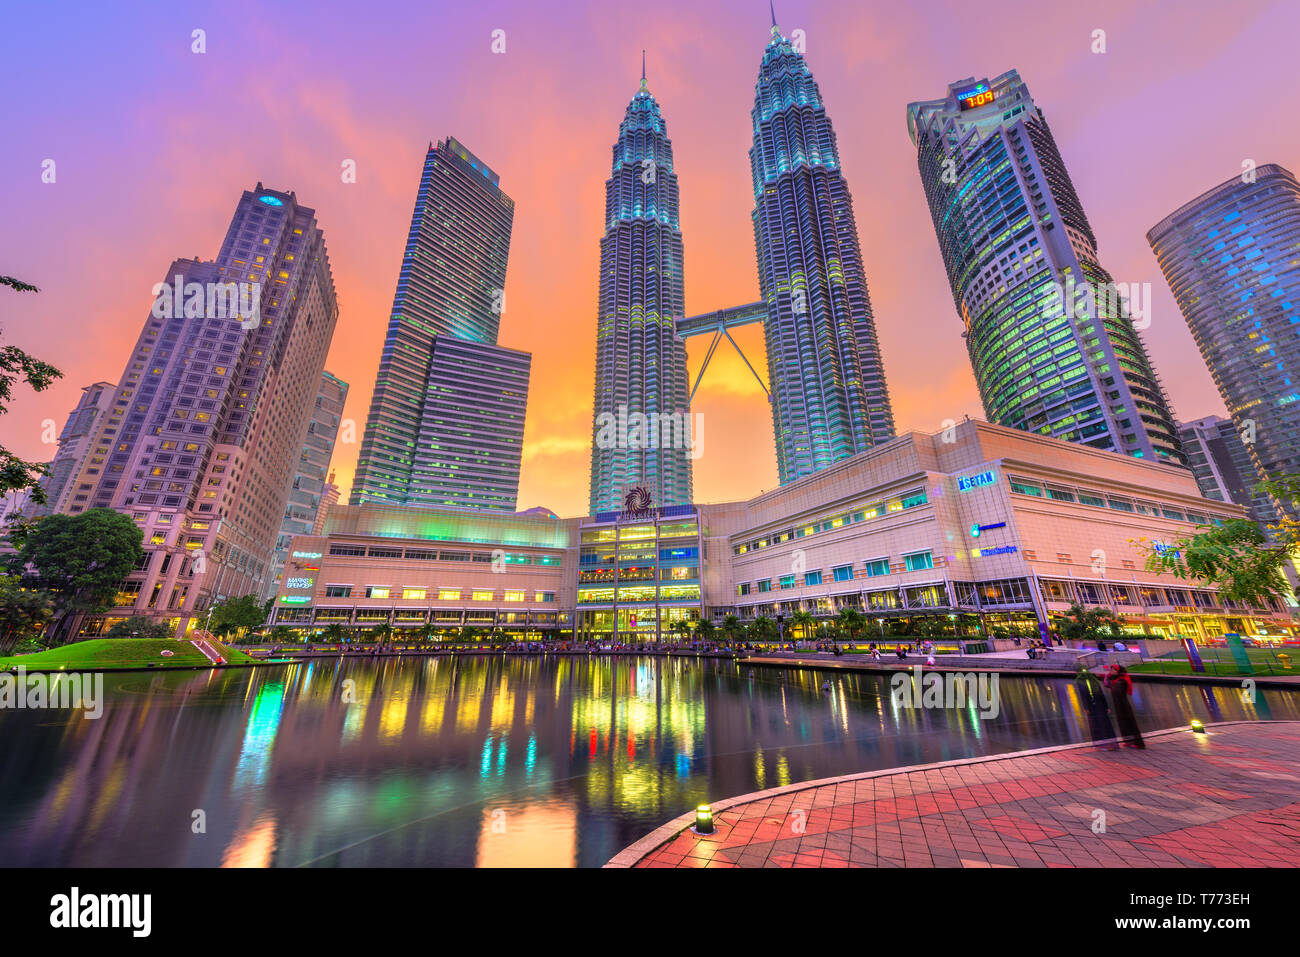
438, 588, 461, 600
472, 589, 494, 601
401, 588, 427, 600
504, 590, 525, 601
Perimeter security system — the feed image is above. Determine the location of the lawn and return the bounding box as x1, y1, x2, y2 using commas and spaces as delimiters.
0, 638, 255, 671
1128, 646, 1297, 677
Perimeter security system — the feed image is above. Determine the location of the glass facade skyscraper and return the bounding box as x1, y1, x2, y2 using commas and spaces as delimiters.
908, 71, 1185, 465
588, 64, 693, 514
1149, 164, 1300, 521
1177, 415, 1274, 525
750, 16, 895, 485
352, 137, 527, 508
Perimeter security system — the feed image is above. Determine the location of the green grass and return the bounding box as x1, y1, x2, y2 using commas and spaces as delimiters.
1128, 646, 1298, 677
0, 638, 255, 671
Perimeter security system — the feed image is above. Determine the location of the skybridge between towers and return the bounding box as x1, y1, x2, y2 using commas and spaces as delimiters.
676, 301, 770, 405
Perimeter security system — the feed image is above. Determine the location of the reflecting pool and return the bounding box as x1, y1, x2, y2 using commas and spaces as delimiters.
1, 656, 1295, 866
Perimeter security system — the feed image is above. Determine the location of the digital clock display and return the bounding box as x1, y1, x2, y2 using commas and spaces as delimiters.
957, 81, 995, 111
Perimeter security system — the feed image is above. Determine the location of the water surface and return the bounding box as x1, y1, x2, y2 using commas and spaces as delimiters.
1, 656, 1294, 866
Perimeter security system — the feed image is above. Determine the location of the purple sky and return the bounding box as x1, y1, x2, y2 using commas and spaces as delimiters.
2, 0, 1298, 516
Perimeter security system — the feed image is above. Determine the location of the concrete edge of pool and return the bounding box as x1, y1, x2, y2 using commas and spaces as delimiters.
604, 719, 1300, 868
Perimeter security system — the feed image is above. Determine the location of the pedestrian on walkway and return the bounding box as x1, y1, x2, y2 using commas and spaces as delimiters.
1103, 664, 1144, 748
1075, 665, 1115, 745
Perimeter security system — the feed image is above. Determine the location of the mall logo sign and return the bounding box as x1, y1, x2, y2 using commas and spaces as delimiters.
891, 665, 1000, 719
620, 486, 657, 521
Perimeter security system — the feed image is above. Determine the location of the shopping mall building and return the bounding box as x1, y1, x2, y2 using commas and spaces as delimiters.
268, 420, 1296, 642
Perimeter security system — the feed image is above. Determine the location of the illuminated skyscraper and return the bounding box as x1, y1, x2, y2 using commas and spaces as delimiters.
908, 71, 1185, 464
1150, 164, 1300, 520
352, 137, 528, 508
64, 184, 339, 632
750, 13, 895, 485
588, 58, 693, 513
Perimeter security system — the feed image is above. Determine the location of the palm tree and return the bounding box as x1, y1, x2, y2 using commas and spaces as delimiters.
750, 615, 776, 645
672, 619, 692, 645
321, 623, 348, 646
373, 622, 393, 647
721, 614, 743, 647
695, 619, 716, 643
836, 606, 864, 646
790, 609, 816, 643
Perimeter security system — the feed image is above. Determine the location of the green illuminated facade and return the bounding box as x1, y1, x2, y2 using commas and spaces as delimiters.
908, 71, 1184, 465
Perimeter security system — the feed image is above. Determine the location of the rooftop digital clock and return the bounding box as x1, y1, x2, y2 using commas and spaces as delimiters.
957, 81, 995, 111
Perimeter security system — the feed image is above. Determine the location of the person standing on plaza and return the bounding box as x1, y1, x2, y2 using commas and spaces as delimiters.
1075, 665, 1115, 745
1103, 664, 1144, 748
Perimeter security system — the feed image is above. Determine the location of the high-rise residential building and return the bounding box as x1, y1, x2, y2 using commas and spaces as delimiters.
351, 137, 524, 507
411, 335, 530, 509
1149, 164, 1300, 520
33, 380, 115, 516
65, 185, 338, 633
1177, 415, 1273, 524
750, 14, 895, 485
588, 59, 693, 514
312, 471, 340, 536
267, 370, 349, 597
908, 70, 1185, 465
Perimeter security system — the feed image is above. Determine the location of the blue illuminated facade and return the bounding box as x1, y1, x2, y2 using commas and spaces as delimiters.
750, 16, 895, 485
1150, 164, 1300, 521
588, 63, 693, 513
908, 71, 1185, 466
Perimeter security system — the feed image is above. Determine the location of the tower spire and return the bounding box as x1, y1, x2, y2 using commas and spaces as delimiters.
770, 0, 777, 27
639, 49, 648, 92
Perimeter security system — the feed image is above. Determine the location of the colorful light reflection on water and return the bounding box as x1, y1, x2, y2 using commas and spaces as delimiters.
0, 656, 1296, 867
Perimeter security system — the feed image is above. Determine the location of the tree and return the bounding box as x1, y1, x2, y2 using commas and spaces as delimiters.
1056, 602, 1123, 643
321, 623, 349, 644
10, 508, 143, 644
721, 614, 743, 646
207, 593, 269, 639
695, 619, 715, 642
750, 615, 777, 644
671, 619, 692, 644
1, 276, 63, 504
104, 616, 172, 640
1135, 519, 1291, 607
790, 609, 815, 642
0, 574, 55, 653
836, 606, 864, 645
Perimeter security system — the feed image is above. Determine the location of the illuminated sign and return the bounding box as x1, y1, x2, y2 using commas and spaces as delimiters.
958, 470, 996, 492
972, 544, 1018, 557
970, 521, 1007, 538
258, 195, 284, 206
279, 596, 310, 604
957, 81, 995, 111
285, 577, 314, 589
292, 551, 322, 559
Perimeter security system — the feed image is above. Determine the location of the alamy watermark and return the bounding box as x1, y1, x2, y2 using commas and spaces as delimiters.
151, 275, 262, 329
1044, 275, 1151, 329
1, 667, 103, 719
594, 404, 704, 460
890, 664, 1000, 719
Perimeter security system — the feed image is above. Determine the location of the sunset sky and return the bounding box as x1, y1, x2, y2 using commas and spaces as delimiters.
3, 0, 1298, 518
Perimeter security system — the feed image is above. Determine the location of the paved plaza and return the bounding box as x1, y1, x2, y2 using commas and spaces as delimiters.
608, 721, 1300, 868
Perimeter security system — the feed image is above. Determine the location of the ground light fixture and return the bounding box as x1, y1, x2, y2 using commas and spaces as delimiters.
693, 804, 715, 834
1191, 719, 1206, 734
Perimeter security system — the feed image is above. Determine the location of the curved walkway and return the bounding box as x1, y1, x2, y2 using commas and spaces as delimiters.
606, 721, 1300, 868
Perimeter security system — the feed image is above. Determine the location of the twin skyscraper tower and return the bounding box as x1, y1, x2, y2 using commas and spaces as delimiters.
353, 10, 1186, 518
589, 12, 895, 514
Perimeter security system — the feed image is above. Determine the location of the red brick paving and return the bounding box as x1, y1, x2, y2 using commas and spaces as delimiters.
614, 722, 1300, 868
